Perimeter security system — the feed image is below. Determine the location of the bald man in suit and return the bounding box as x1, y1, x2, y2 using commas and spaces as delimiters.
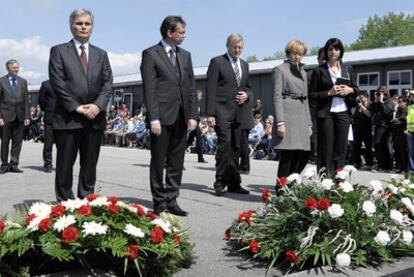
49, 9, 113, 201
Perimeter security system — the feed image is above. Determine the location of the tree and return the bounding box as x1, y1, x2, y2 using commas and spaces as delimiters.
262, 51, 285, 61
350, 12, 414, 50
246, 55, 259, 62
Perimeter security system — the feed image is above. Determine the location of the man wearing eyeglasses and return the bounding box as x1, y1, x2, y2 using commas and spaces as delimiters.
141, 15, 198, 216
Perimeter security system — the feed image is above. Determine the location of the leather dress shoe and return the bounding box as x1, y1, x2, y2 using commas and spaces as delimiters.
228, 186, 250, 194
168, 205, 188, 216
153, 206, 167, 216
214, 181, 226, 196
9, 165, 23, 173
0, 166, 8, 174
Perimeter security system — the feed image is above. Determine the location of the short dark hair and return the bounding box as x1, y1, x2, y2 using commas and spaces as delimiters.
317, 47, 325, 60
324, 38, 345, 60
359, 91, 369, 97
160, 16, 186, 39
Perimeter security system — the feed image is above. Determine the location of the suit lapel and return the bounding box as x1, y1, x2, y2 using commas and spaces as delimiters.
223, 54, 238, 87
155, 43, 180, 82
321, 63, 334, 87
2, 76, 16, 98
66, 40, 87, 78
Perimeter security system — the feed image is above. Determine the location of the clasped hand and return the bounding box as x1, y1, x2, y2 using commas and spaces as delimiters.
235, 91, 247, 104
76, 104, 100, 119
329, 85, 353, 96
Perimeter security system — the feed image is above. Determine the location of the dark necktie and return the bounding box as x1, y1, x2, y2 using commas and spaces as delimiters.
80, 45, 88, 73
11, 76, 17, 95
234, 60, 241, 86
169, 48, 176, 68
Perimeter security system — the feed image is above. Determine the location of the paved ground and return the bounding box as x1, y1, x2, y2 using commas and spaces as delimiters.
0, 142, 412, 277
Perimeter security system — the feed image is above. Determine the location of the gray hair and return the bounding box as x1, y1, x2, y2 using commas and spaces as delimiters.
5, 59, 18, 70
226, 33, 244, 47
69, 9, 94, 27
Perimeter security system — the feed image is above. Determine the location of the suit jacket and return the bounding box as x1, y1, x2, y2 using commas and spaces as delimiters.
49, 40, 113, 130
38, 80, 56, 125
271, 61, 311, 150
309, 62, 359, 118
140, 42, 198, 125
205, 54, 253, 127
0, 75, 29, 122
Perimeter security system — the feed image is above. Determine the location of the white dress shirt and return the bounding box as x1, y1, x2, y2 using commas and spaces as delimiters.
328, 63, 347, 113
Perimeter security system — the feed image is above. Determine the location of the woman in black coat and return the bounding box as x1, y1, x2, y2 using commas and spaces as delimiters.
309, 38, 359, 175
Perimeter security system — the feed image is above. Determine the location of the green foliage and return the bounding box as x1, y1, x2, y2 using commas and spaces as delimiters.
246, 55, 259, 62
226, 171, 414, 273
350, 12, 414, 50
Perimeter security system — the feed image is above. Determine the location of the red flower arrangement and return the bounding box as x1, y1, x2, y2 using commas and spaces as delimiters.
0, 220, 5, 233
262, 188, 270, 202
50, 204, 66, 218
108, 204, 120, 214
285, 249, 300, 263
62, 227, 79, 243
76, 205, 92, 216
126, 244, 140, 260
317, 198, 331, 210
276, 177, 288, 188
305, 198, 317, 209
151, 226, 164, 244
249, 240, 260, 254
25, 214, 37, 225
38, 218, 52, 233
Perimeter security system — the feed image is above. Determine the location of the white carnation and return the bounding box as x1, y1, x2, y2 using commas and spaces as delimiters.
61, 198, 88, 211
335, 170, 348, 180
302, 167, 316, 179
27, 216, 44, 232
401, 197, 413, 208
82, 221, 108, 236
328, 204, 344, 218
369, 180, 384, 195
287, 173, 301, 185
53, 215, 76, 232
362, 201, 376, 217
335, 252, 351, 267
402, 179, 411, 186
320, 179, 334, 190
124, 224, 145, 238
89, 196, 110, 207
338, 181, 354, 193
387, 184, 398, 194
390, 209, 404, 225
374, 230, 391, 246
29, 202, 52, 219
408, 183, 414, 189
151, 218, 172, 233
402, 230, 413, 245
343, 165, 357, 173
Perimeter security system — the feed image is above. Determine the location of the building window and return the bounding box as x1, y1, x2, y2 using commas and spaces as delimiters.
387, 70, 412, 96
357, 72, 380, 100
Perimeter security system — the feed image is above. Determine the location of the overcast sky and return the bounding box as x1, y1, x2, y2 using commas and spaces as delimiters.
0, 0, 412, 84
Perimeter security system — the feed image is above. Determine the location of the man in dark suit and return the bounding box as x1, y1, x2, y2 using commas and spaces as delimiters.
206, 34, 252, 196
38, 80, 56, 173
141, 15, 198, 216
0, 59, 30, 174
49, 9, 113, 201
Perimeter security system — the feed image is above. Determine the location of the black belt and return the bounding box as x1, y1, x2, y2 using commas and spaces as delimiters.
282, 93, 307, 101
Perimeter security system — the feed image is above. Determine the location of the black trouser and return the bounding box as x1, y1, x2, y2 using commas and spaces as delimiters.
310, 115, 318, 161
277, 149, 310, 178
1, 118, 24, 166
186, 124, 205, 161
214, 120, 241, 188
317, 111, 351, 175
54, 128, 102, 201
239, 129, 250, 171
373, 126, 391, 170
351, 125, 373, 167
43, 123, 54, 167
150, 109, 186, 210
393, 128, 408, 171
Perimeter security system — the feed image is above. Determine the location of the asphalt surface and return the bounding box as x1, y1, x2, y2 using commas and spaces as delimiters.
0, 142, 413, 277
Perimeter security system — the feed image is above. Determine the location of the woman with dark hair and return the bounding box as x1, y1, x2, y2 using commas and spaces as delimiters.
309, 38, 359, 175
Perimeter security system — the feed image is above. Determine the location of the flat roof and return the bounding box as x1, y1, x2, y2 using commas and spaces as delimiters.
29, 44, 414, 92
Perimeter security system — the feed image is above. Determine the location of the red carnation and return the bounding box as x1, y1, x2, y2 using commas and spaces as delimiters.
262, 188, 270, 202
402, 207, 408, 214
151, 226, 164, 244
0, 220, 5, 233
50, 204, 66, 218
172, 234, 180, 245
335, 168, 343, 174
38, 218, 52, 233
388, 193, 394, 199
86, 193, 99, 202
286, 250, 300, 263
25, 214, 37, 225
146, 211, 158, 219
224, 228, 231, 241
305, 198, 317, 209
107, 196, 120, 205
276, 176, 288, 188
126, 245, 139, 260
131, 204, 145, 218
238, 210, 255, 225
76, 205, 92, 216
108, 204, 120, 214
62, 227, 79, 243
249, 240, 260, 254
318, 198, 331, 210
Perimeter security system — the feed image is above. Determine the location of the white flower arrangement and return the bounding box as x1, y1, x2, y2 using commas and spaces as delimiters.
328, 204, 344, 218
124, 223, 145, 238
82, 221, 108, 236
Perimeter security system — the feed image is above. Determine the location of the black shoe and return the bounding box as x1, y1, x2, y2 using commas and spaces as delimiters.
45, 166, 53, 173
168, 205, 188, 216
239, 169, 250, 175
0, 166, 8, 174
214, 181, 226, 196
228, 186, 250, 194
9, 165, 23, 173
153, 205, 167, 216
